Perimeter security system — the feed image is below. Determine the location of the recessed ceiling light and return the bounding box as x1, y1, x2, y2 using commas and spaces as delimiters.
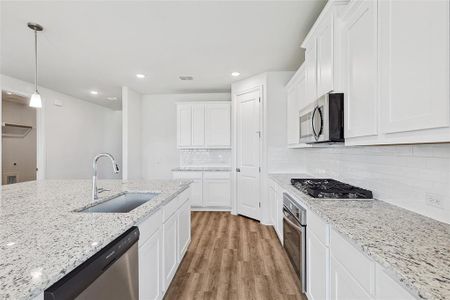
179, 76, 194, 81
106, 96, 117, 101
90, 90, 99, 95
231, 72, 241, 77
136, 74, 145, 79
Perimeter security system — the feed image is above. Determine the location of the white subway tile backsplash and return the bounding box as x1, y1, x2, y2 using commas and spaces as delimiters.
178, 149, 231, 167
295, 143, 450, 224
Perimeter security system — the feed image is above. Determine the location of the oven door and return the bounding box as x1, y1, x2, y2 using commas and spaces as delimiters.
283, 207, 306, 293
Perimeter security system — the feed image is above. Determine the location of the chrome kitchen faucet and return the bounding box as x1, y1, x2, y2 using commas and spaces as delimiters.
92, 153, 120, 200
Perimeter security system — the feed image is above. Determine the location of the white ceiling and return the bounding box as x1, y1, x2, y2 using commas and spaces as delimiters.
1, 1, 326, 110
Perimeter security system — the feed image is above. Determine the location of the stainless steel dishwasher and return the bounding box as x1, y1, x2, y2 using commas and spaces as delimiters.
45, 227, 139, 300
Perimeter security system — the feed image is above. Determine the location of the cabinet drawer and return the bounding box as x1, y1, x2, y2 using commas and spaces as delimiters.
308, 210, 329, 246
330, 228, 375, 295
163, 189, 189, 222
138, 209, 163, 245
203, 171, 230, 179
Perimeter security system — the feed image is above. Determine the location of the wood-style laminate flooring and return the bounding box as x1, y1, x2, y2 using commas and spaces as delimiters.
164, 212, 305, 300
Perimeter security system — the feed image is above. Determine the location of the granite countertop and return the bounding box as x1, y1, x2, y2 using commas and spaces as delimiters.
269, 173, 450, 300
0, 179, 191, 300
172, 166, 231, 172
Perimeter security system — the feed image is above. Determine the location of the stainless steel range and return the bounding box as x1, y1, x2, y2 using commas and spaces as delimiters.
291, 178, 373, 199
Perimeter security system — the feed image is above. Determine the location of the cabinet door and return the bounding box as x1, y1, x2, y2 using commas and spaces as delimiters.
172, 172, 203, 207
275, 188, 284, 243
205, 103, 231, 147
189, 178, 203, 207
343, 0, 378, 139
379, 0, 450, 135
287, 69, 307, 146
305, 38, 318, 104
375, 266, 413, 300
177, 104, 192, 147
177, 199, 191, 262
307, 231, 329, 300
139, 229, 162, 300
203, 173, 231, 207
330, 255, 372, 300
268, 182, 277, 229
317, 14, 334, 97
162, 213, 178, 290
191, 104, 205, 147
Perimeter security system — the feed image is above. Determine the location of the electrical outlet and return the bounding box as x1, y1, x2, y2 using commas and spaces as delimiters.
425, 193, 444, 209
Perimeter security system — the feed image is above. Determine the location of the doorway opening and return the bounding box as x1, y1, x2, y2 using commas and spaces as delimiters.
2, 90, 37, 185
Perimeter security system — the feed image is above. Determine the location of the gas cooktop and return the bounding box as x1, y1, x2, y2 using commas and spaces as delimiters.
291, 178, 373, 199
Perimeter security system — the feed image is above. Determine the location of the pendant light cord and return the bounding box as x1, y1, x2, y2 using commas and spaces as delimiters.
34, 29, 38, 93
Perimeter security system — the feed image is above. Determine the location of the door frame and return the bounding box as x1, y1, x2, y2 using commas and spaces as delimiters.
231, 85, 264, 219
0, 88, 46, 182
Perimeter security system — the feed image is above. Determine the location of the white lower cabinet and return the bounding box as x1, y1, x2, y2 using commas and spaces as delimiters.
267, 179, 284, 243
177, 199, 191, 262
203, 172, 231, 207
139, 228, 163, 300
375, 265, 414, 300
307, 224, 329, 300
138, 188, 191, 298
330, 255, 372, 300
173, 171, 231, 210
304, 203, 413, 300
173, 171, 203, 206
162, 212, 178, 291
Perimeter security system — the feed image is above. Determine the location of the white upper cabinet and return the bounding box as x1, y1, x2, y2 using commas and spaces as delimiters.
205, 103, 231, 148
286, 65, 306, 147
177, 102, 231, 149
304, 38, 318, 104
191, 104, 205, 147
316, 13, 335, 97
379, 0, 450, 140
342, 0, 378, 140
177, 104, 192, 148
301, 1, 347, 105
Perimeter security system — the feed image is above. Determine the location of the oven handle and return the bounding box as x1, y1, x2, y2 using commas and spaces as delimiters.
283, 209, 302, 231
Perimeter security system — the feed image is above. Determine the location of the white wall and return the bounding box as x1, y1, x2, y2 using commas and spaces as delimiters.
122, 86, 142, 180
1, 75, 122, 179
141, 93, 230, 179
2, 100, 37, 183
292, 144, 450, 224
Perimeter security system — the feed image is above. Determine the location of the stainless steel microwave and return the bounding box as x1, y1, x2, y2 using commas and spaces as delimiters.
299, 93, 344, 144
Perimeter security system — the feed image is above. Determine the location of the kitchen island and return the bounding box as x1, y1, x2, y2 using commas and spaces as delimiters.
0, 179, 191, 300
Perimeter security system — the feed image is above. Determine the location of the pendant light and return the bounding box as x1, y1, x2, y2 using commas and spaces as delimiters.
28, 22, 43, 108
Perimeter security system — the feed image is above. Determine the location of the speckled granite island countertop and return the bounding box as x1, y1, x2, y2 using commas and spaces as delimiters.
269, 173, 450, 300
0, 179, 191, 300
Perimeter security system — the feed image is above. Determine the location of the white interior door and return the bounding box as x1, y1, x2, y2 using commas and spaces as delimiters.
236, 89, 261, 220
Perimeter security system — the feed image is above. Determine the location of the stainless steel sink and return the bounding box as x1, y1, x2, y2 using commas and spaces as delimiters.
79, 192, 159, 213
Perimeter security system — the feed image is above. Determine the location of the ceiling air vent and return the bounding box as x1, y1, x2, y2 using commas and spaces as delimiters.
179, 76, 194, 81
